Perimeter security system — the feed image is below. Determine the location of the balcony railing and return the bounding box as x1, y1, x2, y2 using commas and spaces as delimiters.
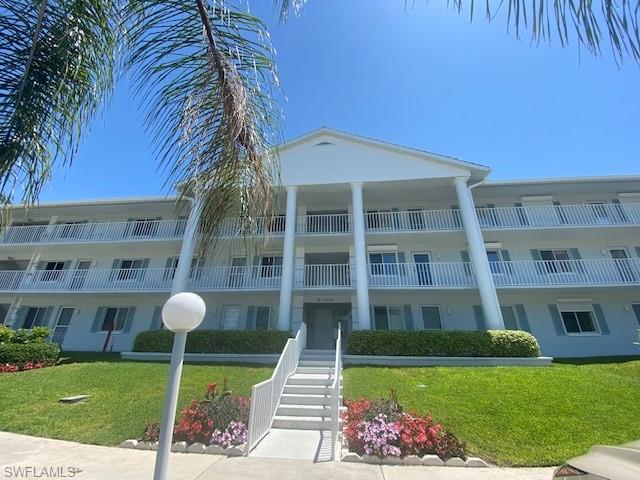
297, 214, 352, 235
0, 258, 637, 293
295, 264, 352, 288
368, 259, 640, 288
0, 219, 186, 245
366, 210, 461, 232
368, 262, 474, 288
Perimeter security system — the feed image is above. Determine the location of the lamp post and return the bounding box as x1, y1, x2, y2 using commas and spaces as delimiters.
153, 292, 206, 480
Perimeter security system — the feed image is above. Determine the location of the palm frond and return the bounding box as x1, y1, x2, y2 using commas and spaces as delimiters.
449, 0, 640, 64
275, 0, 308, 23
0, 0, 120, 208
124, 0, 283, 252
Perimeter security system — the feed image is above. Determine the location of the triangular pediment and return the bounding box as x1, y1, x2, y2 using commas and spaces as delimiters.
277, 128, 489, 186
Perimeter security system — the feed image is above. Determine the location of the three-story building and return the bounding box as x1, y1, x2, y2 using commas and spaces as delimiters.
1, 128, 639, 357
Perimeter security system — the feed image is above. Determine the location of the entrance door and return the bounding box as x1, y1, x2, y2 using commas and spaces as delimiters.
413, 252, 432, 286
51, 307, 74, 345
221, 305, 241, 330
71, 260, 92, 290
610, 248, 636, 282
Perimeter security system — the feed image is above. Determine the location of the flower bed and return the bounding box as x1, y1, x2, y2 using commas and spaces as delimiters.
341, 390, 487, 467
0, 362, 48, 373
121, 379, 249, 456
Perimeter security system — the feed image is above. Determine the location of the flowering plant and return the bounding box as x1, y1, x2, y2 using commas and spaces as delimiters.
357, 413, 402, 457
173, 400, 215, 444
0, 362, 47, 373
342, 390, 466, 460
210, 421, 248, 448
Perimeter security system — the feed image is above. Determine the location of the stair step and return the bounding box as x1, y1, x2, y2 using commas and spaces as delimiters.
287, 374, 341, 386
302, 349, 336, 355
283, 384, 339, 395
295, 366, 334, 374
276, 404, 332, 417
280, 393, 339, 406
298, 360, 335, 367
272, 415, 331, 431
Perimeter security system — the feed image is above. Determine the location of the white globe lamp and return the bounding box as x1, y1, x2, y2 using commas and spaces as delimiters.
161, 292, 206, 332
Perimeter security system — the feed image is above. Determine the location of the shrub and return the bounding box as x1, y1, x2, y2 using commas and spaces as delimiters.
132, 329, 291, 354
346, 330, 540, 357
201, 379, 250, 428
342, 391, 466, 460
173, 400, 215, 444
0, 342, 60, 367
0, 326, 51, 345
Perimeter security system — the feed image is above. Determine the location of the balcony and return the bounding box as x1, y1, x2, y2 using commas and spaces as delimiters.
0, 219, 186, 245
295, 264, 352, 288
0, 258, 637, 294
368, 258, 640, 289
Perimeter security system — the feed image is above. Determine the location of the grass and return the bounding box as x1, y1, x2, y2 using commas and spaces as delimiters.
343, 359, 640, 467
0, 352, 272, 446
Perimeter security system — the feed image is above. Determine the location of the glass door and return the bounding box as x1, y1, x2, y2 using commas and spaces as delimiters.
610, 249, 636, 282
51, 307, 74, 345
413, 252, 432, 285
71, 260, 92, 290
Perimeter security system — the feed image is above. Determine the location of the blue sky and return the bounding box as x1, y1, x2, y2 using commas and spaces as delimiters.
40, 0, 640, 202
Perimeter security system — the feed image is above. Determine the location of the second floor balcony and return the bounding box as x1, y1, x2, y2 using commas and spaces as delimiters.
0, 257, 637, 294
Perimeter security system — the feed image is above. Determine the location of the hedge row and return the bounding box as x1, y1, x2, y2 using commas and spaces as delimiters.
346, 330, 540, 357
0, 342, 61, 366
132, 329, 291, 354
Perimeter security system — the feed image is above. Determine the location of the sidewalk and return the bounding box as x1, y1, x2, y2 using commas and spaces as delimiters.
0, 432, 555, 480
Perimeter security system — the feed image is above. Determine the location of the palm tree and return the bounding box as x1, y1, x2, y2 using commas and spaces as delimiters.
1, 0, 638, 245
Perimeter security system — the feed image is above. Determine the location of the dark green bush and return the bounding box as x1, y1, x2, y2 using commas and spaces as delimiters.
0, 342, 61, 366
346, 330, 540, 357
132, 329, 291, 354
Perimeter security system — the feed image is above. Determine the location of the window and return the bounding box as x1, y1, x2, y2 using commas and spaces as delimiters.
255, 306, 272, 330
221, 305, 241, 330
165, 256, 205, 281
260, 256, 282, 277
117, 259, 144, 281
420, 306, 442, 330
486, 250, 504, 274
42, 261, 65, 281
100, 307, 129, 332
539, 249, 572, 273
373, 306, 403, 330
369, 252, 398, 276
131, 218, 159, 237
632, 304, 640, 326
23, 307, 48, 329
560, 308, 599, 334
500, 306, 519, 330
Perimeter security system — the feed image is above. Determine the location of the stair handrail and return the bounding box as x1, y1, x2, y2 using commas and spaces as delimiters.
330, 322, 342, 460
245, 322, 307, 454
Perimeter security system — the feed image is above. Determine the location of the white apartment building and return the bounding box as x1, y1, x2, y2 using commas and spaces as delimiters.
1, 128, 639, 358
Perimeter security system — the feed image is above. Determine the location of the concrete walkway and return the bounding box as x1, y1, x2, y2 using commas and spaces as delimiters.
0, 432, 555, 480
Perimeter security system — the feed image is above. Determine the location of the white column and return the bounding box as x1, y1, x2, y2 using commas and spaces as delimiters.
278, 186, 297, 331
171, 197, 203, 295
453, 177, 504, 329
351, 182, 371, 330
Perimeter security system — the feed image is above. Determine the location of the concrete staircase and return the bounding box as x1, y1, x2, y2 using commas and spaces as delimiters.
272, 349, 342, 431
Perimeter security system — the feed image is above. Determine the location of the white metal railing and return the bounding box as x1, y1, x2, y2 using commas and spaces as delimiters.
477, 203, 640, 229
368, 262, 475, 288
296, 264, 353, 288
217, 216, 286, 238
297, 213, 352, 235
330, 322, 342, 460
490, 258, 640, 287
0, 219, 186, 245
1, 259, 636, 293
245, 323, 307, 454
366, 209, 461, 232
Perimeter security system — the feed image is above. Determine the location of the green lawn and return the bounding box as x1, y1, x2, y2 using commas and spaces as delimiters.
2, 354, 639, 467
0, 353, 272, 446
343, 359, 640, 467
